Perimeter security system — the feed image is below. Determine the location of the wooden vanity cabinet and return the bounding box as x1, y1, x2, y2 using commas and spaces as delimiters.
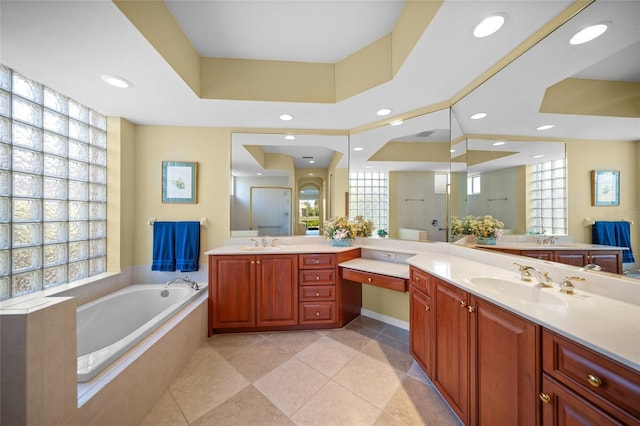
429, 276, 539, 426
553, 250, 622, 274
210, 254, 298, 332
541, 330, 640, 425
409, 266, 435, 378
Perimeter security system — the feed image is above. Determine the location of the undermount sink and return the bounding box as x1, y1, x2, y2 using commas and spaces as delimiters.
463, 276, 567, 308
240, 246, 282, 251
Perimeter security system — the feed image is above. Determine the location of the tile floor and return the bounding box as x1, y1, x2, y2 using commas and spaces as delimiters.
139, 316, 462, 425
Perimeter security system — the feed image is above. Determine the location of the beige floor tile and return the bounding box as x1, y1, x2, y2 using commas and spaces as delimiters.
190, 385, 294, 426
265, 330, 322, 355
206, 332, 266, 359
254, 357, 329, 417
381, 376, 462, 426
325, 326, 379, 351
227, 339, 293, 382
380, 325, 409, 344
349, 316, 388, 333
169, 346, 249, 423
295, 336, 359, 378
363, 334, 414, 374
139, 389, 188, 426
333, 353, 403, 409
291, 381, 381, 426
406, 362, 434, 387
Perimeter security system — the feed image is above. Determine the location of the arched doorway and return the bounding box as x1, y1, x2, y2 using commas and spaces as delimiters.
299, 184, 321, 235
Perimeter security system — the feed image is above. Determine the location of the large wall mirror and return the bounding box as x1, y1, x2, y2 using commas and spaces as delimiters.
230, 133, 348, 237
451, 0, 639, 275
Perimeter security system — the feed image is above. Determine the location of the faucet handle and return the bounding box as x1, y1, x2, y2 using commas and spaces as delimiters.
560, 276, 585, 294
250, 238, 259, 247
513, 263, 533, 282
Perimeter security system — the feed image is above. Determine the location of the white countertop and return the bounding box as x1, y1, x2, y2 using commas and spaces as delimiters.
480, 242, 628, 251
207, 237, 640, 372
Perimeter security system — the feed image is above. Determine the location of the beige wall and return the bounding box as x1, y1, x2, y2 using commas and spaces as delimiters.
132, 126, 231, 266
566, 139, 638, 263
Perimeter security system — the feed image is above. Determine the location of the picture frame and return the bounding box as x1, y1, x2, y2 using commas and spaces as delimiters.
162, 161, 198, 203
591, 170, 619, 206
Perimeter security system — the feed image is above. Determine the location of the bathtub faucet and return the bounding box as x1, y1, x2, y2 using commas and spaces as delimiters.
165, 276, 199, 291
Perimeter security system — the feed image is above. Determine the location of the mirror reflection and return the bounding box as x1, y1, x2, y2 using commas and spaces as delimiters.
230, 133, 348, 237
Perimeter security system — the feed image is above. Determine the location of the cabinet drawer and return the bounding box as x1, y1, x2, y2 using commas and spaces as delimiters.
299, 254, 335, 269
409, 266, 433, 296
542, 330, 640, 420
299, 285, 335, 301
300, 269, 335, 285
342, 268, 407, 292
299, 302, 336, 324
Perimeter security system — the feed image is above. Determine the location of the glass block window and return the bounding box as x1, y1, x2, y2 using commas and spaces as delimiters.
0, 65, 107, 300
531, 159, 567, 236
348, 172, 388, 234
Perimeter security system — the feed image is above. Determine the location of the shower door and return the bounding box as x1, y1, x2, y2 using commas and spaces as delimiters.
250, 187, 291, 236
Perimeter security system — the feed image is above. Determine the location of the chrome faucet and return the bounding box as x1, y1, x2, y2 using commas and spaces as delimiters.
250, 238, 259, 247
513, 263, 553, 287
165, 276, 199, 290
560, 276, 584, 294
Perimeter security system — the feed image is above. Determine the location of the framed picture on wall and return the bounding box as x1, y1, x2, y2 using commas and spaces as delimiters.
591, 170, 619, 206
162, 161, 198, 203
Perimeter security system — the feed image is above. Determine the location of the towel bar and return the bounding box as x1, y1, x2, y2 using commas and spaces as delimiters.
583, 218, 633, 226
148, 218, 208, 228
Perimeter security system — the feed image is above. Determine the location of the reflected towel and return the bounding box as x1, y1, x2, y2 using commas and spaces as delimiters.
592, 221, 635, 263
175, 221, 200, 272
152, 222, 176, 271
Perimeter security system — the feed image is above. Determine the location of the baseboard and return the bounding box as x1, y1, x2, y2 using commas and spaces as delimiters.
360, 308, 409, 331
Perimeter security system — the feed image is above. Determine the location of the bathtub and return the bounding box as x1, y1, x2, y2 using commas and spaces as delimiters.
76, 283, 205, 382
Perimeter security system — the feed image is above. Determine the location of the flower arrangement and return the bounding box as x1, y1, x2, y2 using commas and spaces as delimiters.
450, 215, 504, 240
323, 215, 374, 240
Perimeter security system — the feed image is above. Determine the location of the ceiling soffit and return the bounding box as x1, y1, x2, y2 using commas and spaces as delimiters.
113, 0, 442, 104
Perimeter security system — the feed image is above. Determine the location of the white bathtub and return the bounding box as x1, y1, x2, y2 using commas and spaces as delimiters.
76, 283, 205, 382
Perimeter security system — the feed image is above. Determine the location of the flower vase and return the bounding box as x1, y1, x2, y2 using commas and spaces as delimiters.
476, 236, 497, 245
331, 238, 351, 247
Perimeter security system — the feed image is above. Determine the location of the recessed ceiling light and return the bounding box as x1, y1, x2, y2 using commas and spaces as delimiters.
473, 14, 506, 38
470, 112, 487, 120
257, 172, 263, 176
353, 147, 364, 151
309, 160, 315, 164
536, 124, 555, 131
492, 141, 505, 146
450, 149, 456, 153
377, 108, 392, 116
308, 173, 314, 176
570, 23, 608, 45
279, 114, 294, 121
100, 74, 133, 89
532, 154, 544, 159
390, 120, 404, 126
285, 135, 296, 140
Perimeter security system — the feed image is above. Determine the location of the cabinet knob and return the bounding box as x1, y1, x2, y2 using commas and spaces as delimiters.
367, 277, 372, 282
539, 393, 551, 404
587, 374, 602, 387
316, 311, 320, 316
467, 306, 475, 313
459, 300, 467, 308
414, 277, 419, 281
316, 292, 320, 297
316, 276, 320, 280
425, 305, 430, 311
251, 260, 255, 264
256, 260, 260, 265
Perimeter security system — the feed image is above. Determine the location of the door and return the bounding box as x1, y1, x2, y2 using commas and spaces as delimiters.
256, 255, 298, 326
250, 187, 292, 236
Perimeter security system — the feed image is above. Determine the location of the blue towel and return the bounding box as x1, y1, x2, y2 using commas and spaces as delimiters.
175, 221, 200, 272
152, 222, 176, 271
592, 221, 635, 263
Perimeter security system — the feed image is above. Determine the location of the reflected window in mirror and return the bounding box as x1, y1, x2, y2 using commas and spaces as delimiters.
348, 172, 389, 232
468, 175, 481, 195
531, 159, 567, 235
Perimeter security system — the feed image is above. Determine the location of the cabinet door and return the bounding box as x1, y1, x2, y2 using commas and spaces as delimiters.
410, 285, 434, 377
521, 250, 555, 261
589, 251, 622, 274
470, 296, 539, 426
541, 376, 626, 426
553, 251, 589, 267
434, 279, 469, 425
212, 256, 256, 328
256, 255, 298, 326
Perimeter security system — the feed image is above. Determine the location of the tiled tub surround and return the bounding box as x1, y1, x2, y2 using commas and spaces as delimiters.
0, 271, 208, 426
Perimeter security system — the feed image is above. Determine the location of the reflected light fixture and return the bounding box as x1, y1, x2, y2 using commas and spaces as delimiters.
279, 114, 294, 121
390, 119, 404, 126
377, 108, 392, 116
492, 141, 505, 146
101, 74, 132, 88
536, 124, 555, 131
470, 112, 487, 120
353, 147, 364, 151
285, 135, 296, 140
450, 149, 456, 153
473, 14, 506, 38
570, 23, 608, 45
257, 172, 263, 176
309, 160, 315, 164
532, 154, 544, 159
